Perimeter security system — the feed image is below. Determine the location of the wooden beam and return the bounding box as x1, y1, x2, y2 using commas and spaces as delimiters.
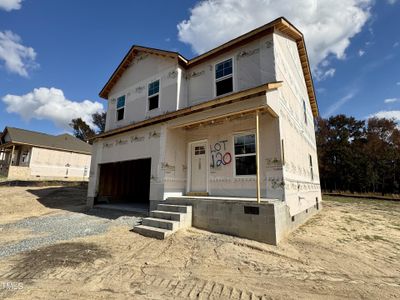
172, 106, 274, 129
255, 110, 261, 204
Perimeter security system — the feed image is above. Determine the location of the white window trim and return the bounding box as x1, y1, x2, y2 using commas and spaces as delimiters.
116, 95, 125, 122
147, 78, 161, 113
214, 57, 235, 98
232, 131, 257, 178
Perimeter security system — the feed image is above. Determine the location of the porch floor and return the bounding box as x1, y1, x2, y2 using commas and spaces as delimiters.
170, 195, 281, 204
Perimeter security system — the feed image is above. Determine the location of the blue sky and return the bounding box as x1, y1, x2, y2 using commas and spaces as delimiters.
0, 0, 399, 135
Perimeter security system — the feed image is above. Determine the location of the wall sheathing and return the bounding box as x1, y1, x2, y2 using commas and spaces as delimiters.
273, 31, 322, 215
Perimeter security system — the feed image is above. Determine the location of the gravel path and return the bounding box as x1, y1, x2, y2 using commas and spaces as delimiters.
0, 209, 142, 259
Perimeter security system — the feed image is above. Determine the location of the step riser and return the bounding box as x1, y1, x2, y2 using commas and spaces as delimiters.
157, 204, 192, 213
150, 211, 183, 221
142, 218, 179, 230
133, 205, 192, 239
133, 226, 170, 240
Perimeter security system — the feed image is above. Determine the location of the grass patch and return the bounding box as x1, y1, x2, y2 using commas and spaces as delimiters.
323, 195, 399, 209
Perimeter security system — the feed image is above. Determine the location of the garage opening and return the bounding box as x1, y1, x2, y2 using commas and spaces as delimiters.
96, 158, 151, 212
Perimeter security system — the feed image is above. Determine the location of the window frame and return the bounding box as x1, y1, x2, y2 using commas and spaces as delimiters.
214, 57, 234, 97
303, 99, 308, 125
309, 154, 314, 181
147, 79, 161, 112
233, 132, 257, 177
116, 95, 126, 122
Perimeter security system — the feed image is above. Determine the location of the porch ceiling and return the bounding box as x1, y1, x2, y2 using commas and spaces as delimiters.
170, 105, 276, 130
0, 142, 14, 150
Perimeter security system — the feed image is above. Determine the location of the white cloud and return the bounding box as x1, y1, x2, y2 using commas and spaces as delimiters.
396, 82, 400, 86
323, 91, 356, 117
384, 98, 399, 104
0, 0, 22, 11
2, 87, 104, 129
370, 110, 400, 122
358, 49, 365, 56
315, 68, 336, 81
387, 0, 398, 5
394, 41, 399, 48
177, 0, 372, 72
0, 30, 38, 77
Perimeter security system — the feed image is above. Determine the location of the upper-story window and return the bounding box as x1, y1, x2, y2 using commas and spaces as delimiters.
148, 79, 160, 111
215, 58, 233, 96
116, 95, 125, 121
303, 99, 307, 125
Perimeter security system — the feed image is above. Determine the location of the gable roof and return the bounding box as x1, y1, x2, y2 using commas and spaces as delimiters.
0, 127, 92, 155
99, 46, 188, 100
99, 17, 318, 117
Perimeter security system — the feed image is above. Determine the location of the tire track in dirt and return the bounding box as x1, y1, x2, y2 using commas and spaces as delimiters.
142, 274, 269, 299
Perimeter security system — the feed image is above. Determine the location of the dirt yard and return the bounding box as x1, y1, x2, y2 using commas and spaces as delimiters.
0, 186, 399, 299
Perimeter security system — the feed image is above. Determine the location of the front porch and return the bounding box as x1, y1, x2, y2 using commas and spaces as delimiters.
0, 144, 31, 178
162, 104, 285, 203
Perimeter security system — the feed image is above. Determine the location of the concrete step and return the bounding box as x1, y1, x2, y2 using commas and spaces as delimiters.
133, 225, 173, 240
142, 217, 180, 231
157, 204, 192, 213
150, 210, 184, 221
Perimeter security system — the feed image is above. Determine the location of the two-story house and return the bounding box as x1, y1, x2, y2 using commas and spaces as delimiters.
88, 17, 322, 244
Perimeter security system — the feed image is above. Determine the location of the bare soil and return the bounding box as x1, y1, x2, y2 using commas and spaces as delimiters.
0, 187, 399, 299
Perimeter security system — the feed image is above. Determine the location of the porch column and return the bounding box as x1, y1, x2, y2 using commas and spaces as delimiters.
9, 145, 15, 167
255, 110, 261, 204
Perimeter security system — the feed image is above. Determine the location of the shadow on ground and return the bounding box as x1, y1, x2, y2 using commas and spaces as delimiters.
27, 187, 146, 220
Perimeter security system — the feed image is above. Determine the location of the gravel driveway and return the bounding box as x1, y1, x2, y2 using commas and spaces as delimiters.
0, 209, 142, 259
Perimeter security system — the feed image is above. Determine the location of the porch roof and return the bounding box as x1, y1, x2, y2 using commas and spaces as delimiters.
92, 81, 282, 141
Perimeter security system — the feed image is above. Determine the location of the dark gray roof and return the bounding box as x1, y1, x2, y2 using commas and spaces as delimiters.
1, 127, 92, 154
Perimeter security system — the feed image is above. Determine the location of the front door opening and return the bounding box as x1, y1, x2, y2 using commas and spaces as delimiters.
190, 141, 207, 192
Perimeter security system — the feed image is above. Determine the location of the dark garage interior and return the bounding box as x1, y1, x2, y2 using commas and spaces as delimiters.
96, 158, 151, 207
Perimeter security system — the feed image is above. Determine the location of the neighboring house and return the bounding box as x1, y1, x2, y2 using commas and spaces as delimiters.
0, 127, 92, 181
88, 17, 322, 244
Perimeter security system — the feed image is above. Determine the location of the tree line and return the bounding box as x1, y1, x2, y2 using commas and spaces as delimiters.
316, 115, 400, 195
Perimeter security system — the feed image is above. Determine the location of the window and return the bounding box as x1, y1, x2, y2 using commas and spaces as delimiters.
309, 154, 314, 180
21, 151, 29, 163
303, 99, 307, 125
116, 96, 125, 121
148, 80, 160, 110
194, 146, 205, 155
215, 58, 233, 96
234, 134, 256, 176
